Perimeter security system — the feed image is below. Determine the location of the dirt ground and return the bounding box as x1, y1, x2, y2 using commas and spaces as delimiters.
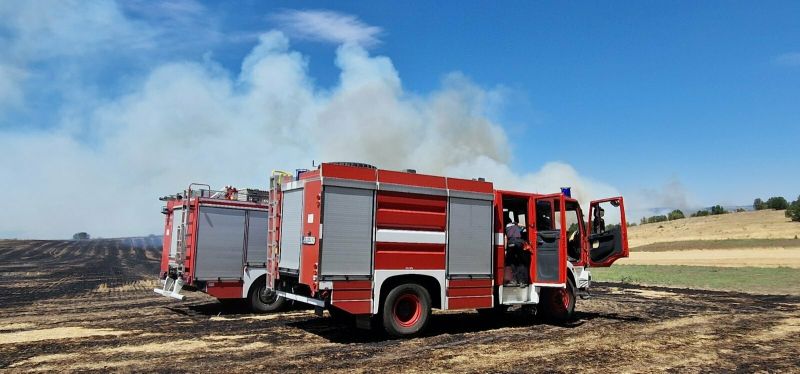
618, 247, 800, 268
627, 209, 800, 248
2, 239, 800, 373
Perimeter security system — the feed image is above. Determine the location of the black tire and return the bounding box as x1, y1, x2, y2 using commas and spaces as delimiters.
540, 279, 576, 322
249, 280, 286, 313
382, 283, 431, 338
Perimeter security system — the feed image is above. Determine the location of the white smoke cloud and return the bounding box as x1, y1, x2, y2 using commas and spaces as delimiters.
0, 7, 621, 239
625, 177, 694, 220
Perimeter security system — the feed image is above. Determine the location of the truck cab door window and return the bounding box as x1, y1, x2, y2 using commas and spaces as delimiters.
531, 196, 567, 284
587, 197, 629, 267
536, 200, 553, 231
563, 201, 582, 262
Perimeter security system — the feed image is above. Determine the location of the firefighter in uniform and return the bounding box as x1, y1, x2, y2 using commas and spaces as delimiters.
505, 216, 530, 286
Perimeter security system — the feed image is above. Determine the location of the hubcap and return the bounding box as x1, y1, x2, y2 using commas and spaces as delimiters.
258, 286, 278, 305
561, 289, 570, 308
393, 293, 422, 328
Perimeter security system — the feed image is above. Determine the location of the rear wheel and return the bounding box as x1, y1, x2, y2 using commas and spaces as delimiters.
540, 280, 576, 322
249, 280, 286, 313
382, 283, 431, 337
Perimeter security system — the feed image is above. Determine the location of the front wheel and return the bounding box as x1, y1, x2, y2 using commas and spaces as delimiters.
540, 280, 576, 322
249, 280, 286, 313
382, 283, 431, 338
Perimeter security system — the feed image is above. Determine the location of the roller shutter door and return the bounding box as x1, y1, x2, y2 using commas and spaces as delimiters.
320, 186, 375, 277
447, 198, 492, 277
246, 210, 268, 266
279, 189, 304, 271
195, 206, 245, 280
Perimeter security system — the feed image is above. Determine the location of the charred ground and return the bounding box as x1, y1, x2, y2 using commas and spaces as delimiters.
1, 239, 798, 372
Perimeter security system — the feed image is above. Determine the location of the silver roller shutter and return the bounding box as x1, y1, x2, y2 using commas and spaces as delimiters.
447, 198, 493, 276
168, 208, 183, 261
320, 186, 375, 277
279, 189, 304, 271
194, 206, 245, 280
246, 210, 268, 266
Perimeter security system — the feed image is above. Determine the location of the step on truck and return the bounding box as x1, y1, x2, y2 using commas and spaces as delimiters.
266, 162, 629, 337
154, 183, 287, 312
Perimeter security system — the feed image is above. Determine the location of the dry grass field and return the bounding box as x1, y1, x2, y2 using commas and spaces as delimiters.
594, 209, 800, 295
627, 209, 800, 247
619, 209, 800, 268
1, 238, 799, 372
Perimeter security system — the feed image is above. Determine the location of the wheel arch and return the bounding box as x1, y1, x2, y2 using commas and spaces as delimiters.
242, 268, 268, 298
378, 274, 442, 313
565, 262, 578, 288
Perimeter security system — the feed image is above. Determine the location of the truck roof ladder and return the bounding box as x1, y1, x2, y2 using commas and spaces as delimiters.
267, 171, 292, 290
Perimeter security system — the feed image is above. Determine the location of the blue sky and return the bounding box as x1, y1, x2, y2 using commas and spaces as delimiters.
0, 1, 798, 238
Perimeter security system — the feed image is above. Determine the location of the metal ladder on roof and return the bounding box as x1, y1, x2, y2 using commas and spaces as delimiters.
155, 200, 189, 300
175, 184, 208, 274
266, 171, 292, 290
154, 183, 208, 300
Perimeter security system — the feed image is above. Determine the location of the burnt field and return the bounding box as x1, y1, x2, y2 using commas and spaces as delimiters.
1, 239, 799, 373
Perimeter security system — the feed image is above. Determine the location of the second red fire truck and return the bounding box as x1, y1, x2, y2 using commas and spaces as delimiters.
154, 184, 287, 312
265, 162, 629, 337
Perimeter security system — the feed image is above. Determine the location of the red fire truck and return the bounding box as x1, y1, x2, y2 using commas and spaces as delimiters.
265, 162, 629, 337
154, 184, 286, 312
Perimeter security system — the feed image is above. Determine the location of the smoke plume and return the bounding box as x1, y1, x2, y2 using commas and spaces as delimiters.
0, 7, 619, 238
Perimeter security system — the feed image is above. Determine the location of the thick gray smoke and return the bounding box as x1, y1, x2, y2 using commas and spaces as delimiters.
0, 7, 618, 239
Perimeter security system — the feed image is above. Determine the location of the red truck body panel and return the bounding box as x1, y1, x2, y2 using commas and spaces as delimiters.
267, 163, 627, 319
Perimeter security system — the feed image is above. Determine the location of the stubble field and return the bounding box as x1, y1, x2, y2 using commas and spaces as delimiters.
1, 238, 799, 373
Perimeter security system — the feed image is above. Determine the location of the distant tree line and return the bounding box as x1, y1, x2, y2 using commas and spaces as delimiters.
72, 232, 90, 240
636, 195, 800, 226
786, 196, 800, 222
639, 205, 733, 225
639, 209, 685, 225
753, 195, 800, 222
753, 197, 789, 210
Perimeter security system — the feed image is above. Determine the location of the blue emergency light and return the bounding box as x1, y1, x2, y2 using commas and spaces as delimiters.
560, 187, 571, 197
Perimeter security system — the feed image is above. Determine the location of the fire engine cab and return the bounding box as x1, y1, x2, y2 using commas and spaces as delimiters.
266, 162, 629, 337
154, 184, 286, 312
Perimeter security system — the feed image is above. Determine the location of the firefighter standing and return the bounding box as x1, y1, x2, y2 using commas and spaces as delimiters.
505, 217, 530, 286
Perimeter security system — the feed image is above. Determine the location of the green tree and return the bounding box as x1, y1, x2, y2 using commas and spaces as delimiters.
786, 195, 800, 222
766, 196, 789, 210
567, 222, 580, 235
667, 209, 685, 220
692, 210, 710, 217
710, 205, 727, 215
646, 215, 668, 224
753, 198, 765, 210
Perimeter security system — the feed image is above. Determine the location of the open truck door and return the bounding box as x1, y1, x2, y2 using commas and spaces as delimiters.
586, 197, 629, 267
531, 194, 567, 284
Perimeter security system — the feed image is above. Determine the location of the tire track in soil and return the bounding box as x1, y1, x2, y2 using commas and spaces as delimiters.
0, 239, 798, 372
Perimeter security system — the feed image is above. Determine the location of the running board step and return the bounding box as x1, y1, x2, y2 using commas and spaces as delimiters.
153, 277, 185, 300
499, 285, 540, 305
277, 291, 325, 307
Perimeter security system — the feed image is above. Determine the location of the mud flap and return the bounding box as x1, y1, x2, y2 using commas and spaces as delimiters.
153, 277, 185, 300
